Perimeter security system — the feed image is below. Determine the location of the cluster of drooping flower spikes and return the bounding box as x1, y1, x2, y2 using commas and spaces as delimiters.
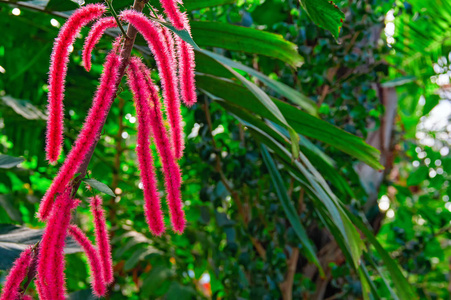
38, 42, 122, 221
126, 58, 185, 234
151, 7, 196, 107
0, 247, 33, 300
37, 189, 80, 300
174, 13, 197, 107
46, 3, 106, 163
120, 10, 185, 159
34, 190, 113, 299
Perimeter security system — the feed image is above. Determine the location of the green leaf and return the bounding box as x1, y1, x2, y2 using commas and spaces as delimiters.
218, 64, 300, 159
0, 224, 81, 270
238, 117, 363, 268
191, 22, 303, 67
124, 247, 160, 271
346, 212, 417, 299
197, 50, 317, 115
357, 263, 381, 300
184, 0, 236, 11
0, 154, 24, 169
149, 16, 200, 50
406, 166, 428, 186
298, 0, 345, 41
83, 178, 116, 197
381, 76, 416, 87
364, 251, 399, 300
196, 74, 383, 169
261, 146, 323, 276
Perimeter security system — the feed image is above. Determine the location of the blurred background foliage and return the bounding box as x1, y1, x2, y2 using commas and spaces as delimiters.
0, 0, 450, 299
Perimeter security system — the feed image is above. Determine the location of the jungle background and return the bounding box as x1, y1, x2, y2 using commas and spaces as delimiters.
0, 0, 450, 299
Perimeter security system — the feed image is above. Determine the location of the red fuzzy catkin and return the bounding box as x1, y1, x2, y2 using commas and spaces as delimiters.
174, 12, 196, 106
159, 0, 185, 30
175, 35, 196, 106
135, 59, 186, 233
68, 225, 106, 297
38, 49, 121, 221
46, 4, 106, 163
120, 10, 185, 159
82, 17, 117, 72
126, 59, 166, 236
37, 190, 79, 300
90, 195, 114, 284
0, 247, 33, 300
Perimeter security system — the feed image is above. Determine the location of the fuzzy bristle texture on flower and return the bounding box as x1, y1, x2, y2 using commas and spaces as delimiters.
38, 49, 121, 221
90, 195, 114, 284
0, 247, 33, 300
126, 58, 166, 236
176, 36, 196, 106
136, 60, 186, 233
37, 190, 79, 300
68, 225, 106, 297
83, 17, 117, 72
159, 0, 185, 30
46, 4, 106, 163
120, 10, 185, 159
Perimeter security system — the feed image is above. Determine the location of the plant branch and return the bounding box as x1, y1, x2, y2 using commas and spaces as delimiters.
105, 0, 128, 37
70, 0, 148, 197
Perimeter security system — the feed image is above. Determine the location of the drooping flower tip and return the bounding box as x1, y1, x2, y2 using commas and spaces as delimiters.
0, 247, 33, 300
39, 49, 121, 221
37, 189, 77, 300
126, 58, 166, 236
136, 62, 186, 234
176, 37, 197, 106
90, 195, 114, 284
45, 3, 107, 164
172, 212, 186, 234
68, 225, 106, 297
83, 17, 117, 72
120, 10, 184, 159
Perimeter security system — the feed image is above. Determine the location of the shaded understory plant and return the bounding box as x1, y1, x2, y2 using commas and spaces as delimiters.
0, 0, 196, 298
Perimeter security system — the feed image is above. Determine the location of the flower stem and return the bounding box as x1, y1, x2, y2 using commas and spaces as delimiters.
105, 0, 128, 38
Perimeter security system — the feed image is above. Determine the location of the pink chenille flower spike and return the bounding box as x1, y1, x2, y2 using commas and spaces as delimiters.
68, 225, 106, 297
83, 17, 117, 72
159, 0, 185, 30
38, 49, 121, 221
135, 59, 186, 233
126, 59, 166, 236
0, 247, 33, 300
46, 4, 106, 163
37, 190, 79, 300
176, 35, 197, 106
90, 195, 114, 284
120, 10, 185, 159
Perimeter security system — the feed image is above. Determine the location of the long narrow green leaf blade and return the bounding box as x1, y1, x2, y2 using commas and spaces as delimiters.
261, 146, 323, 276
197, 49, 317, 115
196, 74, 382, 169
191, 22, 303, 67
346, 212, 417, 299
